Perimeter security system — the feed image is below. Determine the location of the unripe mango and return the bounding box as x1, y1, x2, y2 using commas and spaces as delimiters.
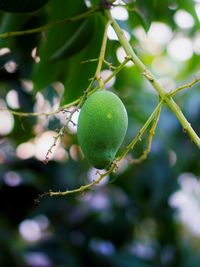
77, 90, 128, 169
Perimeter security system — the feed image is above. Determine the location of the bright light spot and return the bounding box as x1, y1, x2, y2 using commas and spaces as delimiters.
34, 92, 51, 114
87, 167, 109, 186
19, 219, 41, 242
168, 149, 177, 167
110, 6, 129, 21
167, 37, 193, 61
157, 77, 176, 93
0, 111, 14, 135
151, 56, 178, 76
54, 147, 69, 162
131, 242, 155, 260
107, 25, 118, 40
0, 47, 10, 56
116, 47, 134, 67
134, 26, 164, 55
16, 142, 35, 160
34, 131, 60, 161
84, 0, 91, 8
69, 144, 81, 161
67, 108, 80, 134
115, 158, 129, 174
193, 31, 200, 54
148, 22, 173, 45
174, 9, 195, 29
4, 61, 17, 73
52, 81, 65, 96
169, 173, 200, 237
89, 239, 115, 255
100, 69, 116, 89
82, 191, 110, 210
4, 171, 22, 187
34, 215, 49, 231
24, 252, 52, 267
107, 25, 130, 41
195, 4, 200, 21
113, 0, 126, 4
6, 90, 20, 109
123, 29, 131, 41
21, 79, 33, 92
31, 47, 40, 63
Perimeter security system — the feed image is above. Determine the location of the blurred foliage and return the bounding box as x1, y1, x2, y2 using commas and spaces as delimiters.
0, 0, 199, 267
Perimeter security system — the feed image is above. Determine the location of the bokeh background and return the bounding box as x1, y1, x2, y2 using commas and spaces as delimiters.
0, 0, 200, 266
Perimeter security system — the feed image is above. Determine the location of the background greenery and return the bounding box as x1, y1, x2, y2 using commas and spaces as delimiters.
0, 0, 199, 266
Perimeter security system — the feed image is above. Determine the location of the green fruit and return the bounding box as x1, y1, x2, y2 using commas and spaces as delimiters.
77, 90, 128, 169
0, 0, 49, 13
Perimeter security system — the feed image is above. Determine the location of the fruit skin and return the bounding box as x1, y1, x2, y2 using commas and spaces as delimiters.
77, 90, 128, 169
0, 0, 49, 13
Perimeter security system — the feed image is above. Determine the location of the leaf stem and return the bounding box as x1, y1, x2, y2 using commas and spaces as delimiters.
48, 165, 115, 197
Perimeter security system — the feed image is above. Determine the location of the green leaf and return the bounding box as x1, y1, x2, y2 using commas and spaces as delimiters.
50, 17, 95, 61
0, 13, 30, 48
0, 0, 49, 13
32, 0, 88, 90
38, 0, 87, 60
62, 15, 106, 103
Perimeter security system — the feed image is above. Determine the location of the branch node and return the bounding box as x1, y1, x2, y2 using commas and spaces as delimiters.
142, 70, 154, 82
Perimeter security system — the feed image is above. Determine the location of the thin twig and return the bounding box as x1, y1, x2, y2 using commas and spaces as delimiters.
38, 100, 163, 198
0, 59, 131, 119
94, 20, 111, 83
49, 164, 116, 196
117, 100, 164, 162
130, 103, 161, 164
0, 7, 100, 39
103, 59, 117, 69
43, 107, 78, 164
169, 76, 200, 96
81, 58, 99, 64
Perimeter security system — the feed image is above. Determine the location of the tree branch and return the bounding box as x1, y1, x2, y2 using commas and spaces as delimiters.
105, 10, 200, 149
129, 104, 161, 164
0, 57, 130, 117
0, 7, 100, 39
37, 100, 163, 198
